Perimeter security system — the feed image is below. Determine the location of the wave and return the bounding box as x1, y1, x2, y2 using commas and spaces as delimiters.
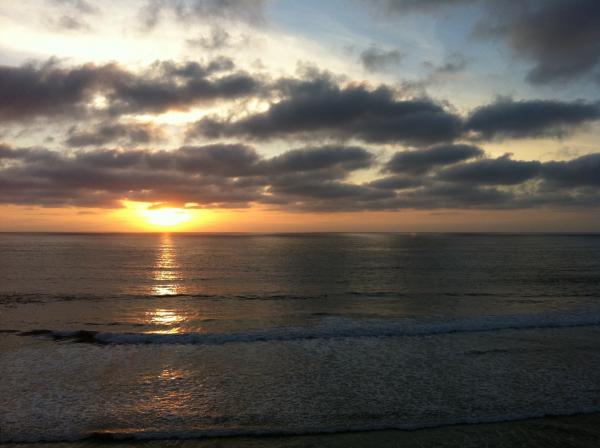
3, 408, 600, 444
19, 310, 600, 345
3, 291, 600, 307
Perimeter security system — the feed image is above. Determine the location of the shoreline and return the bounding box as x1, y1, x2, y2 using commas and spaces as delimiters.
3, 412, 600, 448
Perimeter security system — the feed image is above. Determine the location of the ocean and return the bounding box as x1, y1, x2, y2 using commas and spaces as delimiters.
2, 233, 600, 447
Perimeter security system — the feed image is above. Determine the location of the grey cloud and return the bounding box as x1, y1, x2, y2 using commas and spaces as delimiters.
174, 144, 261, 176
438, 153, 542, 185
1, 143, 599, 211
262, 146, 373, 174
367, 175, 423, 190
403, 183, 515, 209
542, 153, 600, 187
270, 181, 394, 201
366, 0, 476, 14
66, 121, 166, 147
360, 46, 403, 72
51, 0, 98, 14
423, 53, 469, 82
140, 0, 267, 30
0, 60, 122, 121
189, 75, 463, 145
48, 0, 99, 31
466, 99, 600, 140
369, 1, 600, 85
0, 143, 374, 208
478, 0, 600, 84
187, 27, 232, 50
385, 144, 484, 174
105, 59, 260, 115
54, 14, 89, 30
0, 58, 260, 121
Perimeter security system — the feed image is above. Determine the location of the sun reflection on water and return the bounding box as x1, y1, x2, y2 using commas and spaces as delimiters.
151, 233, 181, 296
146, 308, 185, 333
134, 368, 192, 416
145, 234, 189, 333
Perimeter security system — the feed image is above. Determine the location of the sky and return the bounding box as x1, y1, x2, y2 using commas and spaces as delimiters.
0, 0, 599, 232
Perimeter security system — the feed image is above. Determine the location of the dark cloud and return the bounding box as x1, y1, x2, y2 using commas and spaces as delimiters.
106, 63, 259, 115
270, 181, 394, 202
360, 46, 403, 72
542, 153, 600, 187
66, 121, 166, 147
0, 58, 260, 121
0, 60, 122, 121
140, 0, 267, 30
438, 153, 542, 185
385, 144, 484, 174
0, 143, 374, 208
367, 175, 423, 190
262, 146, 373, 174
466, 99, 600, 140
478, 0, 600, 84
1, 142, 598, 211
189, 74, 463, 145
403, 183, 515, 209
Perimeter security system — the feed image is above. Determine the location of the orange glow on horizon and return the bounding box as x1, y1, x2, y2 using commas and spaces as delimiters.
117, 200, 209, 231
1, 203, 600, 233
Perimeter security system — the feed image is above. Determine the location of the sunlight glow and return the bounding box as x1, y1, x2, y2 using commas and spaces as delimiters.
116, 200, 225, 231
143, 208, 192, 227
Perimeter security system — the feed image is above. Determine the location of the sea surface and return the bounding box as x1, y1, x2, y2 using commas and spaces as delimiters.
1, 233, 600, 446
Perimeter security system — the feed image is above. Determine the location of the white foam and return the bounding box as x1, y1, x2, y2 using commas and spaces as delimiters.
45, 310, 600, 345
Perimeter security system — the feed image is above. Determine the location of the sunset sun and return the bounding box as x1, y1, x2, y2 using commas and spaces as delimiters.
142, 208, 192, 227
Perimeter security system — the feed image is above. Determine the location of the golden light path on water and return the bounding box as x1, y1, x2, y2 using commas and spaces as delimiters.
147, 233, 187, 334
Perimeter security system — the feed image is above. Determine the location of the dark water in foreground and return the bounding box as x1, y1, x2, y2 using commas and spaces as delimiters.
1, 233, 600, 445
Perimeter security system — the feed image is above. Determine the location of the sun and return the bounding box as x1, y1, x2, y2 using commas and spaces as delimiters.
142, 208, 192, 227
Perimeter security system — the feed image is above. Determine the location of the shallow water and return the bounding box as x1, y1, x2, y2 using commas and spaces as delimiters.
1, 233, 600, 443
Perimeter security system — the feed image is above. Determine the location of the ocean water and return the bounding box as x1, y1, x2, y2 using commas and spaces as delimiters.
1, 233, 600, 445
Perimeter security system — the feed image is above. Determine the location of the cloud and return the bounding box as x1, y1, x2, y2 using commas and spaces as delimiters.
477, 0, 600, 84
542, 153, 600, 187
186, 27, 232, 50
261, 145, 374, 174
368, 1, 600, 85
65, 121, 166, 147
384, 144, 484, 174
0, 143, 374, 208
466, 98, 600, 140
438, 153, 542, 185
189, 74, 463, 145
1, 142, 599, 211
0, 60, 121, 121
365, 0, 476, 14
0, 58, 261, 121
139, 0, 268, 30
367, 175, 423, 190
48, 0, 99, 31
360, 46, 403, 72
422, 53, 469, 82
